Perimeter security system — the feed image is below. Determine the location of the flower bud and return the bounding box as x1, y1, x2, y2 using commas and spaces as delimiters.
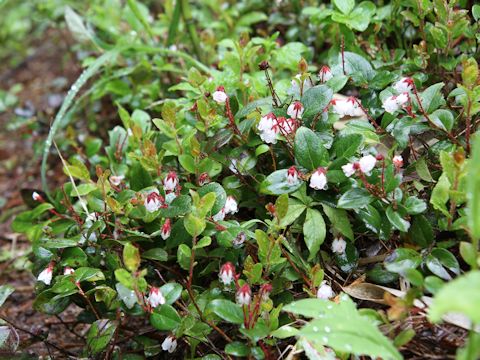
236, 284, 252, 306
212, 86, 228, 104
161, 335, 177, 353
309, 167, 327, 190
286, 166, 300, 185
148, 287, 166, 308
219, 262, 235, 285
161, 219, 171, 240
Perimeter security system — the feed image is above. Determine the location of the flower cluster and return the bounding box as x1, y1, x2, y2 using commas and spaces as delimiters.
257, 112, 298, 144
331, 97, 363, 118
342, 154, 377, 177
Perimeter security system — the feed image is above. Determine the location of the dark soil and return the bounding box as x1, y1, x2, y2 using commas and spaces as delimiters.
0, 28, 86, 359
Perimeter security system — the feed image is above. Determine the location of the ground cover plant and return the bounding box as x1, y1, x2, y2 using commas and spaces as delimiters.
1, 0, 480, 359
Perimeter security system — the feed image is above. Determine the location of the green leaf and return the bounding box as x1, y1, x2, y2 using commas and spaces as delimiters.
184, 214, 206, 238
150, 304, 181, 330
129, 161, 152, 191
386, 206, 410, 232
332, 1, 376, 32
333, 134, 363, 159
429, 271, 480, 324
300, 85, 333, 118
260, 169, 303, 195
404, 196, 427, 215
430, 109, 454, 131
275, 193, 289, 220
284, 297, 402, 360
337, 52, 375, 82
123, 242, 140, 272
179, 154, 196, 173
271, 325, 300, 339
75, 267, 105, 283
41, 238, 79, 249
333, 0, 355, 14
385, 248, 422, 275
279, 198, 306, 227
430, 172, 451, 217
468, 135, 480, 240
198, 182, 226, 215
235, 98, 271, 119
86, 319, 117, 355
409, 215, 434, 247
322, 205, 354, 240
0, 285, 14, 307
303, 209, 326, 261
415, 158, 434, 182
160, 283, 182, 305
294, 127, 329, 170
460, 242, 477, 268
142, 248, 168, 261
338, 188, 373, 209
225, 342, 250, 357
208, 299, 244, 324
419, 82, 445, 114
70, 183, 97, 196
158, 195, 192, 218
473, 4, 480, 21
177, 244, 192, 270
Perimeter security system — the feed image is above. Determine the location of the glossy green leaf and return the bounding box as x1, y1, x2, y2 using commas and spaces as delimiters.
208, 299, 244, 324
303, 209, 326, 261
294, 127, 329, 170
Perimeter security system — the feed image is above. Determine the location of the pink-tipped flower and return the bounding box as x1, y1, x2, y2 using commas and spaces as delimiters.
63, 267, 75, 275
319, 65, 333, 83
236, 284, 252, 305
38, 263, 54, 285
382, 92, 410, 114
277, 117, 297, 135
287, 101, 304, 119
258, 112, 279, 144
219, 262, 235, 285
212, 86, 228, 104
341, 163, 356, 177
164, 171, 178, 192
198, 172, 210, 186
260, 283, 273, 300
396, 92, 409, 106
382, 95, 400, 114
144, 191, 164, 213
331, 97, 361, 118
309, 167, 327, 190
148, 287, 166, 308
161, 219, 171, 240
317, 280, 334, 300
359, 155, 377, 174
161, 335, 177, 353
331, 237, 346, 254
393, 155, 404, 168
393, 77, 414, 93
32, 192, 43, 202
286, 166, 300, 186
224, 196, 238, 215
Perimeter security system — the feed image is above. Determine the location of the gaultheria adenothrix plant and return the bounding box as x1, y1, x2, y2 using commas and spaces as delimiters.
11, 36, 480, 359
